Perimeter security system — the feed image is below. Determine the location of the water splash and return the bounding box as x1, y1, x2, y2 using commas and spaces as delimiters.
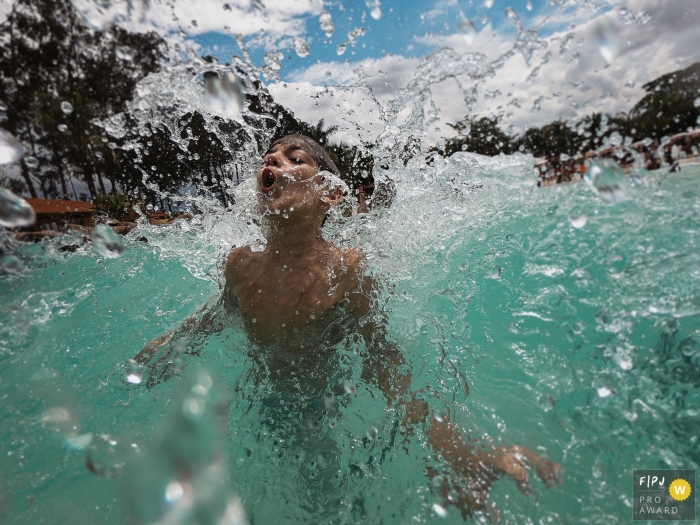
584, 159, 628, 203
91, 224, 125, 258
85, 434, 137, 478
0, 188, 36, 228
319, 11, 334, 38
0, 129, 25, 164
594, 18, 617, 63
293, 37, 310, 58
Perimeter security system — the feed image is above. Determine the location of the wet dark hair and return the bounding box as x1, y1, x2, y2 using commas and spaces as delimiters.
265, 134, 340, 176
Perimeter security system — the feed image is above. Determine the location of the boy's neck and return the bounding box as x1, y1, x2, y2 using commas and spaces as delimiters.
264, 221, 327, 256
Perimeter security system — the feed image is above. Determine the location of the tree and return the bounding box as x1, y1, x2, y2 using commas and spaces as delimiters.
0, 0, 166, 200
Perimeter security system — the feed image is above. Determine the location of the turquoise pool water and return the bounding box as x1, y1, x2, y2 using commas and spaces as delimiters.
1, 159, 699, 524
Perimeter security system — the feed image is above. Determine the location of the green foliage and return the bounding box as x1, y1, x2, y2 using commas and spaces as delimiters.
0, 0, 166, 199
94, 192, 138, 222
442, 116, 514, 157
440, 62, 700, 160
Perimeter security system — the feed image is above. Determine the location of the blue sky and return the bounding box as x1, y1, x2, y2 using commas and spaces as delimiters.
31, 0, 698, 144
192, 0, 587, 81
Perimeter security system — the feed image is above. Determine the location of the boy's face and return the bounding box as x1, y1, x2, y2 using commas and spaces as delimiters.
258, 144, 327, 216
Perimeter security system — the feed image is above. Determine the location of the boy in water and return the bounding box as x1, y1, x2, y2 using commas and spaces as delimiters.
139, 134, 560, 520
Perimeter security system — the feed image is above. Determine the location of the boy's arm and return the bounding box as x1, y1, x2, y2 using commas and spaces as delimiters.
134, 247, 243, 366
349, 273, 561, 516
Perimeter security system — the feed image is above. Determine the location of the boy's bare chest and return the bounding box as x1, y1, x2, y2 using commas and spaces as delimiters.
232, 256, 347, 330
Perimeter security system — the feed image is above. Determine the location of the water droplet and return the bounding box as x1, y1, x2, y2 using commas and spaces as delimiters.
365, 0, 381, 20
115, 45, 134, 61
250, 0, 265, 11
325, 70, 332, 77
366, 426, 378, 441
293, 37, 310, 58
60, 101, 73, 114
457, 15, 476, 42
526, 0, 533, 10
0, 188, 36, 228
85, 434, 132, 478
635, 11, 651, 25
617, 7, 634, 25
343, 380, 356, 395
481, 14, 488, 25
263, 50, 282, 71
336, 43, 347, 56
0, 101, 7, 111
487, 264, 501, 279
41, 406, 78, 436
569, 215, 587, 228
58, 123, 69, 133
165, 481, 184, 503
694, 97, 700, 108
625, 80, 636, 88
65, 433, 93, 451
433, 503, 448, 518
91, 224, 125, 258
584, 160, 627, 203
1, 255, 23, 274
597, 387, 612, 398
594, 19, 617, 63
23, 156, 39, 170
183, 396, 204, 420
0, 128, 24, 164
125, 359, 142, 384
319, 11, 334, 38
484, 0, 493, 9
433, 409, 444, 423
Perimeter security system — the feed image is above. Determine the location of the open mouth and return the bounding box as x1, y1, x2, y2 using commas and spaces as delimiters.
260, 169, 277, 192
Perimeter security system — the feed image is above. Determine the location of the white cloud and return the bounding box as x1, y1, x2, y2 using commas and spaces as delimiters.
272, 0, 700, 148
67, 0, 319, 39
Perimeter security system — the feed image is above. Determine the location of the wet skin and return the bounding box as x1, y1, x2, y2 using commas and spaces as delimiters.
139, 143, 562, 521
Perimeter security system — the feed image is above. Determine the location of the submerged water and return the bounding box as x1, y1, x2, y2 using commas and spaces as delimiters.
1, 157, 699, 523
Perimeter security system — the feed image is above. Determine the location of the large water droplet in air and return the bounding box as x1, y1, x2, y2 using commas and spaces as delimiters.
584, 160, 627, 203
293, 37, 310, 58
125, 359, 142, 384
1, 255, 23, 274
433, 503, 448, 518
115, 45, 134, 61
319, 11, 334, 38
91, 224, 124, 258
85, 434, 133, 478
24, 155, 39, 168
60, 101, 73, 114
0, 129, 24, 164
365, 0, 381, 20
457, 15, 476, 43
200, 71, 244, 115
0, 188, 36, 228
569, 215, 587, 228
694, 97, 700, 108
617, 7, 634, 25
594, 19, 617, 63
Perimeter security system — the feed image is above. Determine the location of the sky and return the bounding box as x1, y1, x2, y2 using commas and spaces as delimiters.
3, 0, 700, 146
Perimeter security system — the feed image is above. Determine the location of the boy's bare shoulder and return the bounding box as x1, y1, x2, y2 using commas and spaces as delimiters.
340, 246, 364, 271
226, 246, 257, 279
